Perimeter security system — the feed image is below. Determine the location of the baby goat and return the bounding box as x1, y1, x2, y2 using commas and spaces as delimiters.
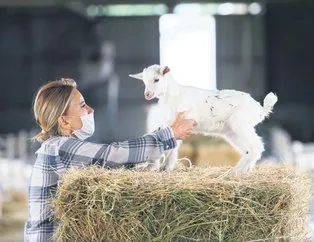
130, 65, 278, 172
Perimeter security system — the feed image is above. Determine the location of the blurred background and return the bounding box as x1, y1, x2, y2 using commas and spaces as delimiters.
0, 0, 314, 241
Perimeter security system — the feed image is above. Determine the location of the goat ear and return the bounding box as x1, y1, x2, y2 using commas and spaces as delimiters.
160, 66, 170, 76
129, 72, 143, 80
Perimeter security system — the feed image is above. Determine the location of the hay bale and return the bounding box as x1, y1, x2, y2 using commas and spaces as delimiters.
194, 144, 240, 167
179, 135, 241, 167
54, 166, 311, 242
178, 143, 240, 168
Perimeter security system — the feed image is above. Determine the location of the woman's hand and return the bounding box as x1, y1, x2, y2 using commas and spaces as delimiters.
170, 111, 197, 140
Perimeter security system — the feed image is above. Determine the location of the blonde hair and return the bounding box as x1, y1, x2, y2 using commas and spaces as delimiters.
33, 78, 77, 143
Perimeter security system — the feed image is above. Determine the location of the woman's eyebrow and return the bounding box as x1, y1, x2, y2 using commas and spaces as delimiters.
70, 100, 85, 106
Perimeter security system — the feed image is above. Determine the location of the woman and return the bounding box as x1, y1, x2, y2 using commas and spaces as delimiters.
24, 78, 196, 242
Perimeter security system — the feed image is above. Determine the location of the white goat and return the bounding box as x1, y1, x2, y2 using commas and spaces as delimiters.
130, 65, 278, 172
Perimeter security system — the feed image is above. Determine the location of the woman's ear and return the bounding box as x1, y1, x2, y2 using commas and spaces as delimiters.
58, 116, 71, 130
57, 116, 73, 136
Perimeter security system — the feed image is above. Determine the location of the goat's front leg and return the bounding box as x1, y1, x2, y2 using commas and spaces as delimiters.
160, 141, 182, 172
146, 158, 162, 171
144, 120, 168, 171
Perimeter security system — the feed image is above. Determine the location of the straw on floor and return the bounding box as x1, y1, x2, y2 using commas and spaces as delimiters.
54, 165, 311, 242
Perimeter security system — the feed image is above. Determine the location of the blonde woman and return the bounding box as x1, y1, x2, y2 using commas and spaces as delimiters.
24, 78, 196, 242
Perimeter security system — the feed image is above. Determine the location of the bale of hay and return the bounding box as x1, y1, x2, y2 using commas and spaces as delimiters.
194, 144, 240, 167
179, 143, 240, 168
179, 134, 241, 167
54, 166, 311, 242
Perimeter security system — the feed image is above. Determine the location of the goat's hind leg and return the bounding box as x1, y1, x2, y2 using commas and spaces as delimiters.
241, 131, 264, 172
224, 124, 264, 173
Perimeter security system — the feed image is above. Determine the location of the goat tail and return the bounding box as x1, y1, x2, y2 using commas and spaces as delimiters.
263, 92, 278, 116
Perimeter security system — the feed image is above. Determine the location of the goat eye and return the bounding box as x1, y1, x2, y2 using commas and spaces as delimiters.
154, 79, 159, 83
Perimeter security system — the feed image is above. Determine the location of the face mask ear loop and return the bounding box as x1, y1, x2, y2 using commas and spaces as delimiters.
58, 115, 76, 137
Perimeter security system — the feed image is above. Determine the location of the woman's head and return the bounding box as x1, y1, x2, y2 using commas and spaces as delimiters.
33, 78, 94, 142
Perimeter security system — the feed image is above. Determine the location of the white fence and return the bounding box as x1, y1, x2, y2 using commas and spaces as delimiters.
0, 130, 37, 219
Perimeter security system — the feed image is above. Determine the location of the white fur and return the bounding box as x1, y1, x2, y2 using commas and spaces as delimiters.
130, 65, 278, 172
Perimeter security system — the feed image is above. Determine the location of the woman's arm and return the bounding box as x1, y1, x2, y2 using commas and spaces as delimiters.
58, 127, 176, 168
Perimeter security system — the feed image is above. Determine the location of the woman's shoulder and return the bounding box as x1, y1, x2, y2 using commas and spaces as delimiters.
36, 136, 75, 155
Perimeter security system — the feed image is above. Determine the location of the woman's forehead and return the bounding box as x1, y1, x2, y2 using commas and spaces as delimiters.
70, 89, 85, 106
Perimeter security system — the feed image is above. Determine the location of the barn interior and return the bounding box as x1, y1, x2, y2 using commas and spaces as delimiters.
0, 0, 314, 240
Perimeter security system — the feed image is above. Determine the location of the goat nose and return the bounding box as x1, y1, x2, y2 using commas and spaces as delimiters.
145, 92, 150, 97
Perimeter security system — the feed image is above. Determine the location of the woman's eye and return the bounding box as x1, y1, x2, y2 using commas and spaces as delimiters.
154, 79, 159, 83
81, 104, 86, 108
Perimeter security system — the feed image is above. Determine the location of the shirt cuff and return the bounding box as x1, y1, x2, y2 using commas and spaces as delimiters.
154, 127, 177, 150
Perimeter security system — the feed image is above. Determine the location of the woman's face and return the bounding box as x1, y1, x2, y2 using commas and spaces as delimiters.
62, 89, 94, 131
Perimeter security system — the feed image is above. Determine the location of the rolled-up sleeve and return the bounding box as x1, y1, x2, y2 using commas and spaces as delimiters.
59, 127, 177, 168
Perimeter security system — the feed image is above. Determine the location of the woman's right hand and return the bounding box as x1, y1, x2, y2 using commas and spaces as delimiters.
170, 111, 197, 140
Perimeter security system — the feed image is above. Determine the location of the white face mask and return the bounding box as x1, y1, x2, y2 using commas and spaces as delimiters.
72, 112, 95, 140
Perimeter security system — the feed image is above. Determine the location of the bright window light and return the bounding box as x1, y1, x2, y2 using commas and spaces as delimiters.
174, 2, 261, 16
234, 3, 249, 15
248, 3, 263, 15
159, 14, 216, 90
174, 3, 204, 16
217, 3, 236, 15
174, 3, 218, 15
87, 4, 168, 17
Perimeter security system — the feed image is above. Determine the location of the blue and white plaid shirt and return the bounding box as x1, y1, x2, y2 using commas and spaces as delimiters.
24, 127, 176, 242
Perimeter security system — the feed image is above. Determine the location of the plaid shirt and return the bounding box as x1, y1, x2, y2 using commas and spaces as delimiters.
24, 127, 176, 242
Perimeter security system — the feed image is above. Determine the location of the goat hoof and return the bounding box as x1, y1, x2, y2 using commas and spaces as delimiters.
232, 165, 253, 174
159, 165, 173, 172
146, 165, 160, 172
